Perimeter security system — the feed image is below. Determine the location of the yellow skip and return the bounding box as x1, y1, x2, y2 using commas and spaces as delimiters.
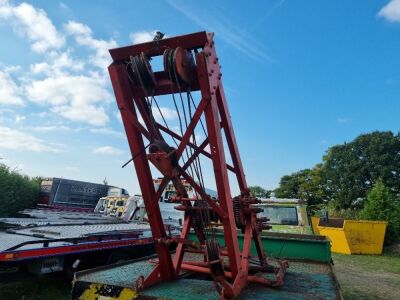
312, 217, 387, 254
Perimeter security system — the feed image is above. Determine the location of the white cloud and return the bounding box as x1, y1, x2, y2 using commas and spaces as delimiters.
31, 111, 48, 118
152, 106, 178, 123
0, 156, 25, 171
90, 127, 123, 137
0, 70, 23, 105
129, 30, 159, 44
0, 126, 61, 152
0, 108, 14, 114
65, 20, 91, 36
52, 103, 109, 126
65, 21, 117, 70
24, 74, 111, 126
25, 74, 109, 106
15, 115, 25, 123
3, 65, 21, 73
203, 144, 211, 154
30, 50, 85, 76
378, 0, 400, 22
115, 111, 123, 123
30, 125, 70, 132
137, 106, 178, 128
0, 1, 65, 53
93, 146, 124, 155
0, 2, 119, 127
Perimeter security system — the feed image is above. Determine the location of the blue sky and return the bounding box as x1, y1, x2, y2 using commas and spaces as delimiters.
0, 0, 399, 194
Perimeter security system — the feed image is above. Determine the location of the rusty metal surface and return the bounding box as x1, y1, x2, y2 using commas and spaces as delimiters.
109, 31, 208, 61
77, 259, 155, 288
76, 252, 203, 287
75, 257, 340, 299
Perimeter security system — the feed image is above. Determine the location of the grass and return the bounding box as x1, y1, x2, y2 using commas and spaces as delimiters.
0, 275, 71, 300
332, 247, 400, 300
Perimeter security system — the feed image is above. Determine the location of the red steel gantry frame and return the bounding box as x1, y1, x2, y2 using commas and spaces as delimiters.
108, 31, 286, 299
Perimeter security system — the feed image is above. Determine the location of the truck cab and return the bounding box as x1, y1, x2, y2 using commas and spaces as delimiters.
109, 198, 127, 217
255, 198, 312, 234
107, 187, 129, 197
94, 187, 130, 216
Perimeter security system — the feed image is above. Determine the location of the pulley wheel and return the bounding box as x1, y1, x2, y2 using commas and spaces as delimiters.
206, 239, 224, 279
130, 52, 156, 95
163, 47, 196, 87
163, 48, 176, 84
174, 47, 196, 86
233, 196, 245, 230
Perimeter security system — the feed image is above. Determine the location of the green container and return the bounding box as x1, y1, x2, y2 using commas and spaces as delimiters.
189, 231, 331, 263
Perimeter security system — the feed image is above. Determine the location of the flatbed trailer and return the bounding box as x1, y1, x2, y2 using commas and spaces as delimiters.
72, 232, 342, 299
0, 222, 157, 276
0, 209, 121, 227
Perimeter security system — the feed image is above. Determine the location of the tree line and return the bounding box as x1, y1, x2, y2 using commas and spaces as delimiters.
250, 131, 400, 244
0, 163, 40, 217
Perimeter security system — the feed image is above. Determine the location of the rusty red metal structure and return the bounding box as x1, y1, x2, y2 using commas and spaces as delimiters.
108, 31, 287, 299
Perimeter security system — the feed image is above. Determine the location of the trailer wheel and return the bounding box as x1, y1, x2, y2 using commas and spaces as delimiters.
107, 250, 132, 264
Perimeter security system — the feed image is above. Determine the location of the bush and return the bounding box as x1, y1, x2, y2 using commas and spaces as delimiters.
0, 163, 40, 217
316, 201, 360, 220
327, 207, 360, 220
359, 180, 400, 245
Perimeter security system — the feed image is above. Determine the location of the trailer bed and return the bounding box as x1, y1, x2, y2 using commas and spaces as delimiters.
0, 222, 150, 253
0, 208, 120, 227
72, 252, 342, 299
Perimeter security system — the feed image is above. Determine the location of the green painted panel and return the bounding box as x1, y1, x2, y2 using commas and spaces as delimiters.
189, 232, 331, 263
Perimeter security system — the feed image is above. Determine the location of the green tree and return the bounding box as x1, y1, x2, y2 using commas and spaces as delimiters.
323, 131, 400, 209
274, 173, 300, 199
359, 180, 400, 244
274, 165, 325, 205
0, 163, 40, 217
249, 186, 270, 198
